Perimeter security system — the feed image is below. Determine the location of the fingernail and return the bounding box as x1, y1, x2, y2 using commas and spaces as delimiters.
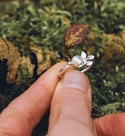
62, 70, 89, 91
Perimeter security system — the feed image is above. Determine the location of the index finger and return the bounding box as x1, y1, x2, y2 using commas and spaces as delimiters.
0, 62, 66, 136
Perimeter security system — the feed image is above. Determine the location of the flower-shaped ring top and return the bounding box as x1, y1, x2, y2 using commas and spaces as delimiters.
59, 51, 94, 77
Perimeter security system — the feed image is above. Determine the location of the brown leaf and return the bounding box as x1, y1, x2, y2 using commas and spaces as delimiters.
0, 39, 21, 84
64, 24, 89, 47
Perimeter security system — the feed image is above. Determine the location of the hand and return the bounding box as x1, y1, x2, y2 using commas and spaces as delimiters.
0, 62, 124, 136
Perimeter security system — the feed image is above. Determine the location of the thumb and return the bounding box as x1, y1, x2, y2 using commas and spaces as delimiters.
48, 70, 94, 136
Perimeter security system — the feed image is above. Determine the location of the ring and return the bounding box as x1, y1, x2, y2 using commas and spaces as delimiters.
58, 51, 94, 77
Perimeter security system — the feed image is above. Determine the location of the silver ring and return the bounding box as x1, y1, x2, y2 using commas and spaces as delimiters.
58, 51, 94, 77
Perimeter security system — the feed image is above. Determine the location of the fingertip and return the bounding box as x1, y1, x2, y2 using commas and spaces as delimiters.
62, 70, 90, 92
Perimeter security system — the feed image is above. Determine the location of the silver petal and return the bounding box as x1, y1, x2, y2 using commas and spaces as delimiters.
86, 61, 93, 66
81, 51, 87, 59
87, 55, 95, 60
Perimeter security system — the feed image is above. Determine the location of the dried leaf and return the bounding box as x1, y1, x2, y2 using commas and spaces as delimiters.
0, 39, 21, 84
64, 24, 89, 47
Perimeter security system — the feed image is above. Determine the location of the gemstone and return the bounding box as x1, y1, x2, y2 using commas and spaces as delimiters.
71, 55, 83, 67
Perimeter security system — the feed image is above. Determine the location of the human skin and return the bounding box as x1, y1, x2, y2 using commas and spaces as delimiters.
0, 62, 125, 136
